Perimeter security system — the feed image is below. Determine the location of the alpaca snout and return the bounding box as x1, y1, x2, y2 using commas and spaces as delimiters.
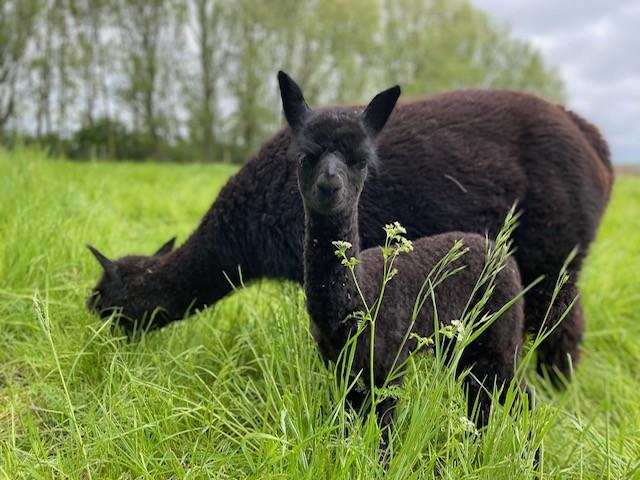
316, 177, 343, 197
311, 176, 346, 214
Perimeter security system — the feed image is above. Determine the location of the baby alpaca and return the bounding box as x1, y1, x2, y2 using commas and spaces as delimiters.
279, 71, 526, 439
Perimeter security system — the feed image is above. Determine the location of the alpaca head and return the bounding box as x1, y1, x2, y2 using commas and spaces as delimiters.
278, 71, 400, 216
86, 237, 176, 330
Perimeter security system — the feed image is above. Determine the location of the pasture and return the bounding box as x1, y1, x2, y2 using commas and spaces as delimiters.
1, 148, 639, 478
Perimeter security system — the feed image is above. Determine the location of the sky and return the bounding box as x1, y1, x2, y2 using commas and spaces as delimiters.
474, 0, 640, 164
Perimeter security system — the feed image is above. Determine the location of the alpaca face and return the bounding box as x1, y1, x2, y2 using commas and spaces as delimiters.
277, 71, 401, 215
87, 255, 151, 320
293, 113, 375, 215
86, 239, 176, 330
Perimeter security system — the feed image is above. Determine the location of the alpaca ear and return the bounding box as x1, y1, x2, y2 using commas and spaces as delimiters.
362, 85, 401, 136
278, 70, 310, 131
153, 237, 176, 257
87, 244, 119, 280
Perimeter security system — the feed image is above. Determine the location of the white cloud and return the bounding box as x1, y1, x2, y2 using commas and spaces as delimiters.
475, 0, 640, 163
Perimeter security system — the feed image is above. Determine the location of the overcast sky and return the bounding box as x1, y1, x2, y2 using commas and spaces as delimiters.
474, 0, 640, 164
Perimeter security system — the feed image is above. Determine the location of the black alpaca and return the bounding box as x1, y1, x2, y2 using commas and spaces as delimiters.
280, 72, 526, 437
88, 72, 613, 383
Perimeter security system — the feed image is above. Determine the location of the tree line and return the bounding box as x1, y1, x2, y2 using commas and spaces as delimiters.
0, 0, 566, 163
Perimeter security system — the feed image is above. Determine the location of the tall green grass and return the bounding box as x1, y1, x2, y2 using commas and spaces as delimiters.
1, 148, 639, 478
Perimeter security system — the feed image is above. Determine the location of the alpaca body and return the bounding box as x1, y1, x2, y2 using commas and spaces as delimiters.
307, 226, 523, 382
88, 86, 612, 380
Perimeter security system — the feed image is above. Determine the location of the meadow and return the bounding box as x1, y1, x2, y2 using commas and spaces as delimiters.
1, 148, 639, 479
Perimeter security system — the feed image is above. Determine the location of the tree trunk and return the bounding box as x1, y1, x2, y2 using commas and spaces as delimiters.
197, 0, 215, 163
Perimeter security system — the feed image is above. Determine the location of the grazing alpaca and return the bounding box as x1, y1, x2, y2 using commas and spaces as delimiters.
88, 72, 613, 383
280, 71, 526, 436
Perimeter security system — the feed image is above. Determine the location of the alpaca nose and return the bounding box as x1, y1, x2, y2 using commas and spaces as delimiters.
317, 177, 342, 196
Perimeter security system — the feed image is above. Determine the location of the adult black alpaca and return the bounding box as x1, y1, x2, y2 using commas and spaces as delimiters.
88, 72, 613, 383
281, 72, 526, 436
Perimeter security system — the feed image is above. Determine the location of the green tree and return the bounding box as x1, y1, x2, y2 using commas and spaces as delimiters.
0, 0, 40, 135
72, 0, 114, 129
223, 0, 380, 158
379, 0, 565, 101
26, 0, 81, 153
114, 0, 186, 158
186, 0, 232, 162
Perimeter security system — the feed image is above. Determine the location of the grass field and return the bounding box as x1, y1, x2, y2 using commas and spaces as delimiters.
1, 148, 639, 479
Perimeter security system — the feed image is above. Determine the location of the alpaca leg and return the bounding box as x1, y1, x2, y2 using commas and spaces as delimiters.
460, 354, 516, 428
522, 382, 540, 470
345, 387, 397, 452
376, 397, 397, 451
515, 218, 587, 385
462, 349, 538, 468
529, 281, 583, 386
345, 388, 367, 414
463, 372, 494, 428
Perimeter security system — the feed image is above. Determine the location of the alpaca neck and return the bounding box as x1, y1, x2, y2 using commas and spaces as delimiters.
161, 228, 231, 316
304, 206, 362, 337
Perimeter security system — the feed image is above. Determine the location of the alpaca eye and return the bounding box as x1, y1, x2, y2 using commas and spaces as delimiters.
298, 154, 314, 167
355, 158, 367, 169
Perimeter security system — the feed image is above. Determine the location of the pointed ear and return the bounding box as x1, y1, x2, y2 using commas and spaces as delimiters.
87, 244, 119, 279
153, 237, 176, 257
362, 85, 401, 136
278, 70, 310, 131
